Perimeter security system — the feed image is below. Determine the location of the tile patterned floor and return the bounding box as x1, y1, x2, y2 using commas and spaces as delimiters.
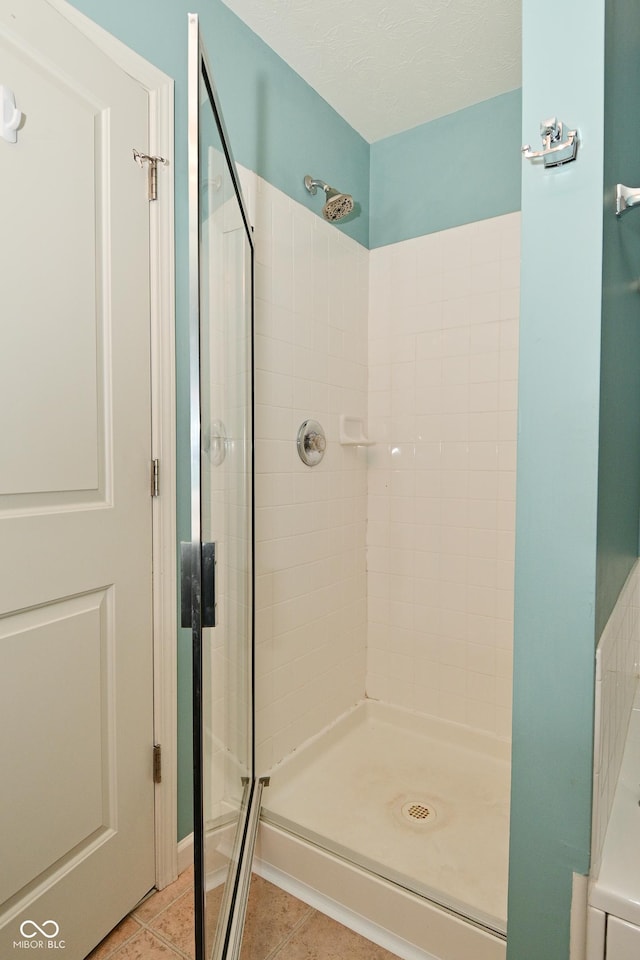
86, 871, 400, 960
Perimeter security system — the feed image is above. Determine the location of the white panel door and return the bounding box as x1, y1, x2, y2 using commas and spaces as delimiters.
0, 2, 155, 957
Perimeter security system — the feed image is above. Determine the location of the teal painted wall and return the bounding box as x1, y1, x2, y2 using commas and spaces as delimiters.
369, 90, 522, 248
509, 0, 605, 956
596, 0, 640, 639
68, 0, 369, 841
69, 0, 370, 247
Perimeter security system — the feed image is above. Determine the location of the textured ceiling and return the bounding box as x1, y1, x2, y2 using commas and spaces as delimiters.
220, 0, 521, 143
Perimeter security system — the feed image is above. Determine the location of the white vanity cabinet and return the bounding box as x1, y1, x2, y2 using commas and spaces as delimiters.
606, 916, 640, 960
589, 696, 640, 960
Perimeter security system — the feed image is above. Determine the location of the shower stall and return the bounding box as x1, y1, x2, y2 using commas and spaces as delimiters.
186, 15, 517, 960
253, 204, 517, 953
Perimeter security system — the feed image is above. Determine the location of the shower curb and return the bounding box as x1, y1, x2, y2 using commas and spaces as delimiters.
254, 821, 506, 960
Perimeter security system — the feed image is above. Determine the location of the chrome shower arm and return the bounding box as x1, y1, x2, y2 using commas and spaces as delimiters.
304, 175, 329, 196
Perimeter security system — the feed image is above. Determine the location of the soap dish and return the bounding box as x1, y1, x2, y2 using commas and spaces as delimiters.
339, 415, 374, 446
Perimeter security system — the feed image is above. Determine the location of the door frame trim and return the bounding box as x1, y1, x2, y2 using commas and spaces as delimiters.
47, 0, 178, 890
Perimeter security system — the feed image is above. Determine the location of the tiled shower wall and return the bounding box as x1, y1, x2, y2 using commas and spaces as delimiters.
239, 169, 369, 774
240, 164, 519, 769
366, 214, 520, 739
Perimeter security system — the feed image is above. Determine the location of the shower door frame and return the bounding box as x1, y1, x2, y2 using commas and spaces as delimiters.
186, 14, 263, 960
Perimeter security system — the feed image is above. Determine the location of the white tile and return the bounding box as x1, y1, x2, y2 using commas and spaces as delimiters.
469, 321, 500, 355
469, 381, 500, 412
499, 287, 520, 322
439, 637, 467, 668
466, 698, 497, 735
468, 557, 497, 588
467, 529, 499, 559
468, 291, 501, 326
498, 441, 518, 471
469, 352, 500, 383
391, 334, 416, 363
442, 355, 470, 385
499, 348, 519, 381
471, 260, 501, 295
442, 326, 470, 357
438, 691, 468, 725
441, 222, 474, 268
468, 441, 499, 471
467, 643, 497, 676
441, 441, 469, 471
439, 383, 467, 415
468, 671, 496, 704
440, 664, 468, 696
441, 298, 469, 329
500, 257, 521, 290
440, 469, 469, 500
469, 466, 499, 498
441, 525, 470, 556
472, 218, 503, 264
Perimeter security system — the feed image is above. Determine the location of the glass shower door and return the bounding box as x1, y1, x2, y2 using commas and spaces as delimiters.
185, 14, 258, 960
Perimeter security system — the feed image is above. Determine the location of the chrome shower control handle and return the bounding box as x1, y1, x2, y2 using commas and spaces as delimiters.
297, 419, 326, 466
305, 431, 326, 454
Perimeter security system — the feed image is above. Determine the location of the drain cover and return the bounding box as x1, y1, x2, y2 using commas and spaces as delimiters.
400, 800, 437, 824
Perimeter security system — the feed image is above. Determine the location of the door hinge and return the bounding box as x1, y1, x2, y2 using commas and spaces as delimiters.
133, 149, 168, 201
152, 459, 159, 497
153, 744, 162, 783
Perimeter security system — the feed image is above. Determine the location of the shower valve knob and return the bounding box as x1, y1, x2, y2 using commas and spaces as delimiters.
305, 432, 326, 453
297, 419, 326, 466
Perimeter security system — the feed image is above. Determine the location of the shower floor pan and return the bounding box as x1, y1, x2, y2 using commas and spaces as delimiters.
261, 699, 510, 934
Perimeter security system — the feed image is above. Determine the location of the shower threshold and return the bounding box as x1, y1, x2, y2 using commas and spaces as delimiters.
260, 699, 510, 935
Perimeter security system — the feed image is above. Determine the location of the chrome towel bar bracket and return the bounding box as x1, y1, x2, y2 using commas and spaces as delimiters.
522, 117, 579, 168
616, 183, 640, 218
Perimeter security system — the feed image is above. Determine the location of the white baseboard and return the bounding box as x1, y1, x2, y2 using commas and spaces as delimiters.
177, 833, 194, 875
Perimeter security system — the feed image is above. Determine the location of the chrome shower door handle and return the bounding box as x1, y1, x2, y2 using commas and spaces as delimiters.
201, 542, 217, 628
180, 541, 217, 628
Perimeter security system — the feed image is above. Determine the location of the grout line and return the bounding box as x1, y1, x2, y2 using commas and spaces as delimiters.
89, 919, 144, 960
137, 892, 196, 959
136, 919, 193, 960
264, 906, 315, 960
138, 887, 194, 922
92, 885, 194, 960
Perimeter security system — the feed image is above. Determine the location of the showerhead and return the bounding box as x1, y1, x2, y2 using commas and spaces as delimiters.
304, 175, 354, 222
322, 187, 354, 222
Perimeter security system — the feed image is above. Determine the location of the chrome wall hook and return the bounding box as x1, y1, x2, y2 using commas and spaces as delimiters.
616, 184, 640, 218
522, 118, 578, 168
